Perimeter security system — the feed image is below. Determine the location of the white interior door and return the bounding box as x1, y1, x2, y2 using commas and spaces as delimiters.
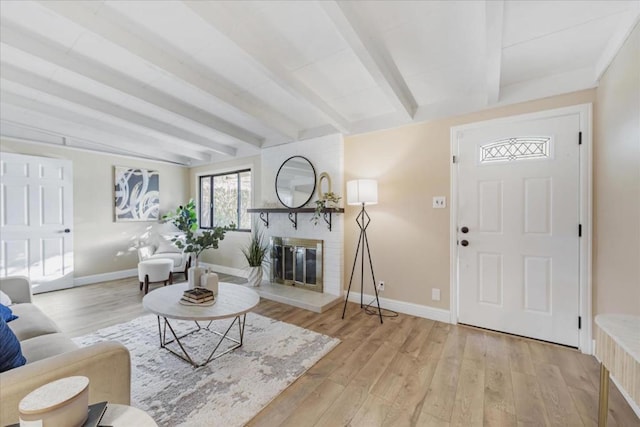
456, 112, 581, 347
1, 152, 74, 293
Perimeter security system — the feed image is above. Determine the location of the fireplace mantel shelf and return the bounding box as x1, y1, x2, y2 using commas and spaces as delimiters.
247, 207, 344, 231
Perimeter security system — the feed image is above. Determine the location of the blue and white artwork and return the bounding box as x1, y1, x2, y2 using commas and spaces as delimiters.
114, 167, 159, 221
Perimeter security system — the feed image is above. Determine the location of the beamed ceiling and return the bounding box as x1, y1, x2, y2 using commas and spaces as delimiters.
1, 1, 638, 165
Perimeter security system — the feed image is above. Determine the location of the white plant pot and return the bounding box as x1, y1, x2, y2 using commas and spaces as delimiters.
188, 266, 207, 289
247, 266, 262, 287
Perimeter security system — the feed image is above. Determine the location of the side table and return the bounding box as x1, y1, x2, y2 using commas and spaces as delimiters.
100, 404, 157, 426
595, 314, 640, 426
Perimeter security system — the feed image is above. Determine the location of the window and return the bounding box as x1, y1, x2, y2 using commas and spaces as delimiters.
480, 137, 550, 163
199, 169, 251, 231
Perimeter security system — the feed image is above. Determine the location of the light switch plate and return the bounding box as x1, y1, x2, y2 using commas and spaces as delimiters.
433, 196, 446, 208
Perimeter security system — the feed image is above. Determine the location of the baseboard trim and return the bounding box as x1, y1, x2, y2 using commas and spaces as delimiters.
74, 268, 137, 287
199, 263, 248, 279
345, 291, 451, 323
610, 374, 640, 419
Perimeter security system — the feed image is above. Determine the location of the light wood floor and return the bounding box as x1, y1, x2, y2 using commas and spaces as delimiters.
33, 278, 639, 427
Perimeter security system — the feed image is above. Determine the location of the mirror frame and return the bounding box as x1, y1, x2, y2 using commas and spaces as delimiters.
275, 156, 317, 208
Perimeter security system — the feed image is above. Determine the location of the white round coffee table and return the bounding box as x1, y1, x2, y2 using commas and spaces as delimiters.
143, 283, 260, 367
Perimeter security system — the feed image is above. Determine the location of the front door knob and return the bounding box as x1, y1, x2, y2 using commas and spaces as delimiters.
461, 226, 469, 233
460, 240, 469, 247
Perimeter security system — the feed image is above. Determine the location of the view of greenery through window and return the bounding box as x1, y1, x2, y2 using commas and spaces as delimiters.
199, 170, 251, 231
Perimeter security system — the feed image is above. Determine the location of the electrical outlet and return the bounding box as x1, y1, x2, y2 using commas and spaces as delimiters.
378, 281, 385, 292
432, 288, 441, 301
433, 196, 446, 208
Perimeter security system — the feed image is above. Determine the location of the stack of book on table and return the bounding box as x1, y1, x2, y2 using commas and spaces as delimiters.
181, 287, 215, 304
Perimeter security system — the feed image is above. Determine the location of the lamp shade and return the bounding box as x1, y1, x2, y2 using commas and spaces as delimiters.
347, 179, 378, 205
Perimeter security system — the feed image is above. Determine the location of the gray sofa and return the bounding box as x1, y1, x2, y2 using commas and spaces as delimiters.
0, 276, 131, 426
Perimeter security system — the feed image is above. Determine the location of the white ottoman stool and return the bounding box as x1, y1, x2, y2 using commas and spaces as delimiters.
138, 259, 173, 294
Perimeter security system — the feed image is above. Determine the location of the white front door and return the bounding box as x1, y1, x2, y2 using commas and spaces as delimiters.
1, 152, 74, 293
455, 111, 582, 347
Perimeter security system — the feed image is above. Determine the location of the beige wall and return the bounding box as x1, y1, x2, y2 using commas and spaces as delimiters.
0, 140, 189, 278
188, 156, 261, 271
345, 89, 596, 310
594, 24, 640, 316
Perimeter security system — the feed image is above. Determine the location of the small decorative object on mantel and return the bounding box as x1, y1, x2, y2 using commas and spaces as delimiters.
317, 172, 332, 200
18, 376, 90, 427
311, 191, 341, 225
241, 226, 269, 287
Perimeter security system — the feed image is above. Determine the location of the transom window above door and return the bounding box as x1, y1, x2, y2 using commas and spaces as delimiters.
480, 137, 551, 163
199, 169, 251, 231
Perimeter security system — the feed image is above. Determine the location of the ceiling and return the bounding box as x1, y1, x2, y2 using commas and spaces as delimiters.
1, 1, 638, 166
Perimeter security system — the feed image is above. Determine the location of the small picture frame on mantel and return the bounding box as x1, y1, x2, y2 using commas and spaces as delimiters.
317, 172, 332, 200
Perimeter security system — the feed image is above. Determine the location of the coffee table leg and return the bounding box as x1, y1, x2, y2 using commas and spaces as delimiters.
156, 315, 247, 368
201, 315, 245, 366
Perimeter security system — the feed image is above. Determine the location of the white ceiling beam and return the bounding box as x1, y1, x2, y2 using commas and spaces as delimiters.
0, 79, 212, 162
0, 21, 264, 150
183, 0, 351, 134
320, 1, 417, 120
1, 119, 190, 166
594, 3, 640, 81
35, 1, 300, 141
1, 64, 235, 158
1, 104, 192, 165
485, 0, 504, 105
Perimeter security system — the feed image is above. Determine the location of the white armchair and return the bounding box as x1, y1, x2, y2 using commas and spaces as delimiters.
137, 234, 191, 281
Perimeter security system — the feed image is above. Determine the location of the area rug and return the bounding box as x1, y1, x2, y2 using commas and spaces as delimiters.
73, 313, 339, 427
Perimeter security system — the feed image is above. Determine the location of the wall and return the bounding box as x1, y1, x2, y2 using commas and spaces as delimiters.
260, 134, 344, 296
0, 140, 189, 279
188, 156, 261, 272
594, 23, 640, 316
344, 89, 597, 312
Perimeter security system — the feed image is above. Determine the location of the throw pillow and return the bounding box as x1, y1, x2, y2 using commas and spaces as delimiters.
0, 303, 18, 322
0, 290, 11, 306
0, 318, 26, 372
155, 238, 182, 254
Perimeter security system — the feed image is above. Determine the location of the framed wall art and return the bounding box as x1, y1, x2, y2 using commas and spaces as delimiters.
114, 166, 159, 221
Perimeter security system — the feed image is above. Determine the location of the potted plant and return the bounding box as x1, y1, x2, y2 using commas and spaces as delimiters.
161, 199, 198, 233
311, 191, 341, 225
164, 200, 234, 288
172, 225, 234, 288
241, 227, 269, 287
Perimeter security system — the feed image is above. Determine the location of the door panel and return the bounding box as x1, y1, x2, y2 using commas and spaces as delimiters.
523, 256, 551, 313
478, 252, 502, 305
478, 180, 503, 233
457, 113, 580, 347
3, 184, 29, 226
524, 178, 551, 234
0, 153, 73, 293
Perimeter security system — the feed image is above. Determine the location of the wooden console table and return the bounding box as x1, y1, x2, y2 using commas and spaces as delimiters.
595, 314, 640, 426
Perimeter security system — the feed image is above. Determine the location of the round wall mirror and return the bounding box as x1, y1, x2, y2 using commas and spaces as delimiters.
275, 156, 316, 208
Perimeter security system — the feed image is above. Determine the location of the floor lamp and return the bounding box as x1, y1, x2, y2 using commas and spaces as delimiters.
342, 179, 384, 324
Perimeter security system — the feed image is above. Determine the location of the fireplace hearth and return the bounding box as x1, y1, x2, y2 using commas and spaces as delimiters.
270, 237, 323, 293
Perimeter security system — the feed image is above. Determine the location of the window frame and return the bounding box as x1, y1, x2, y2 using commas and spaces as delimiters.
199, 168, 251, 232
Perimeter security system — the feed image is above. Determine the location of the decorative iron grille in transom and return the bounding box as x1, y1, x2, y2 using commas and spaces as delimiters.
480, 137, 550, 163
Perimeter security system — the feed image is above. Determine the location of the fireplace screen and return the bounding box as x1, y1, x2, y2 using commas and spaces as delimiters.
271, 237, 323, 293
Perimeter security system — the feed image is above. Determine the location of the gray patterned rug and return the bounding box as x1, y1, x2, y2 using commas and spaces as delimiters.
73, 313, 339, 427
